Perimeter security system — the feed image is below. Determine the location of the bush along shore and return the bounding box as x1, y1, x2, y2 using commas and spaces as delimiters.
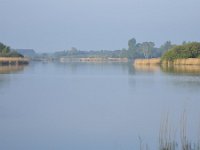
0, 42, 29, 65
134, 42, 200, 66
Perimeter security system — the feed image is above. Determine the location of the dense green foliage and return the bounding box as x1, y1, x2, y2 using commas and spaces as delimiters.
0, 42, 24, 57
161, 42, 200, 61
0, 42, 10, 55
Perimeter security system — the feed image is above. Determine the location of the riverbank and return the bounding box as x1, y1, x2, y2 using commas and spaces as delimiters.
134, 58, 200, 66
162, 58, 200, 65
0, 57, 29, 65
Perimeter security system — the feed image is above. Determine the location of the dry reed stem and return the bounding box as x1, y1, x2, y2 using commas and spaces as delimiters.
159, 113, 176, 150
134, 58, 161, 65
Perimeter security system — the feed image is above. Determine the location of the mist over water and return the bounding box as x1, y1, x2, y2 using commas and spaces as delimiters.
0, 62, 200, 150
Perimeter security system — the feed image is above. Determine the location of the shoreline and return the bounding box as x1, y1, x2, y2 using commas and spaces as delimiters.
134, 58, 200, 66
0, 57, 29, 65
60, 57, 129, 63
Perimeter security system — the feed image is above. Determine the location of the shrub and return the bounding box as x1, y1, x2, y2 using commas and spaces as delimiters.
0, 42, 24, 57
161, 42, 200, 61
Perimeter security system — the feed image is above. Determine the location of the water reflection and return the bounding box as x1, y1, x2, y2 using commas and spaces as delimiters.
160, 65, 200, 88
54, 62, 129, 76
161, 65, 200, 75
0, 65, 26, 74
133, 64, 160, 73
0, 62, 200, 150
129, 64, 200, 89
132, 64, 200, 75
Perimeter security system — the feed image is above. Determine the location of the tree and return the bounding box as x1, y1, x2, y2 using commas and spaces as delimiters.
0, 43, 10, 56
141, 42, 155, 58
160, 41, 174, 55
182, 41, 187, 45
128, 38, 136, 51
68, 47, 78, 55
127, 38, 138, 59
0, 42, 23, 57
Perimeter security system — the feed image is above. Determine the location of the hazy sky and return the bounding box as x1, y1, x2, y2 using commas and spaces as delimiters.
0, 0, 200, 52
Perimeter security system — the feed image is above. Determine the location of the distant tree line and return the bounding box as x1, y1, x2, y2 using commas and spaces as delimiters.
3, 39, 199, 60
53, 47, 128, 58
53, 38, 178, 60
0, 42, 23, 57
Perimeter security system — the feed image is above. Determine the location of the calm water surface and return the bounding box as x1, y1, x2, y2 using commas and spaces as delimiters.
0, 62, 200, 150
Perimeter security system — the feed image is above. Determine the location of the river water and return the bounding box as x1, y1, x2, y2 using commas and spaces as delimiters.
0, 62, 200, 150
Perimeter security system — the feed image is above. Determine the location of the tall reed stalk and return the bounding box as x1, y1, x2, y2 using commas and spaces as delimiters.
159, 113, 176, 150
180, 110, 191, 150
157, 111, 200, 150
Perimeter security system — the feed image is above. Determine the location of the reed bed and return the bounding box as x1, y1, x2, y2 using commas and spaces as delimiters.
135, 58, 200, 66
134, 58, 161, 65
0, 57, 29, 65
162, 59, 200, 66
174, 59, 200, 65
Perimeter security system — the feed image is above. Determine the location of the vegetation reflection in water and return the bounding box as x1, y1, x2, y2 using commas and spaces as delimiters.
0, 65, 26, 74
133, 64, 160, 73
133, 64, 200, 75
161, 65, 200, 75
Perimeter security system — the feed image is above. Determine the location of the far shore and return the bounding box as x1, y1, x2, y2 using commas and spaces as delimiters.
60, 57, 129, 63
